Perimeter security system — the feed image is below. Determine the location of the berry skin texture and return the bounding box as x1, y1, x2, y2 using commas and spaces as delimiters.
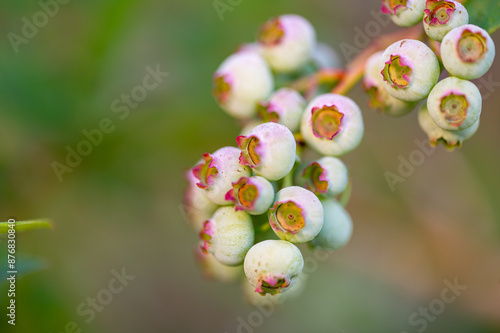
381, 0, 426, 27
257, 88, 306, 133
310, 200, 353, 251
182, 168, 219, 231
300, 93, 364, 156
225, 176, 275, 215
427, 77, 482, 131
418, 104, 479, 150
423, 0, 468, 42
237, 122, 296, 181
269, 186, 324, 243
199, 206, 255, 266
257, 14, 316, 73
302, 157, 348, 197
244, 240, 304, 295
193, 147, 251, 205
441, 24, 496, 80
213, 50, 274, 119
363, 51, 417, 116
379, 39, 440, 102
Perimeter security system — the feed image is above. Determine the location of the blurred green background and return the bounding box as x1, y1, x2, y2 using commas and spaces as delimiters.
1, 0, 500, 332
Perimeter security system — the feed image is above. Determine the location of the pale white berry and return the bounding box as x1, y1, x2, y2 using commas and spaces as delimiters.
193, 147, 251, 205
302, 156, 348, 197
379, 39, 440, 102
199, 206, 254, 266
269, 186, 324, 243
423, 0, 469, 42
257, 14, 316, 73
311, 200, 353, 251
300, 93, 364, 156
257, 88, 306, 133
441, 24, 496, 80
427, 77, 482, 131
213, 51, 274, 119
418, 104, 479, 150
363, 51, 417, 116
237, 122, 296, 181
225, 176, 275, 215
381, 0, 426, 27
244, 240, 304, 295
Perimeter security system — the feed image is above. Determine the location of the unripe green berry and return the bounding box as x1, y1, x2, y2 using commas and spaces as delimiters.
302, 157, 348, 197
300, 93, 364, 156
418, 104, 479, 150
269, 186, 324, 243
199, 206, 255, 266
257, 14, 316, 73
225, 176, 274, 215
380, 39, 440, 102
213, 50, 274, 119
381, 0, 426, 27
441, 24, 496, 80
363, 51, 417, 116
237, 122, 296, 181
427, 77, 481, 131
193, 147, 251, 205
244, 240, 304, 295
310, 200, 353, 251
423, 0, 469, 42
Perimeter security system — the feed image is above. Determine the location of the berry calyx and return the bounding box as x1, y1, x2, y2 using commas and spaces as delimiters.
225, 176, 274, 215
311, 106, 344, 140
381, 54, 412, 89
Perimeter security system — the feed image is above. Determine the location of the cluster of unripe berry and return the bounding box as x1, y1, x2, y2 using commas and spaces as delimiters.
373, 0, 495, 148
184, 14, 356, 302
183, 0, 496, 303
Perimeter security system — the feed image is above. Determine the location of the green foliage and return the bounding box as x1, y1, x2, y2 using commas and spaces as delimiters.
0, 219, 53, 234
467, 0, 500, 33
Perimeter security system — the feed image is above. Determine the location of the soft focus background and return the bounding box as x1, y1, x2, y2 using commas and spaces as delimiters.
1, 0, 500, 332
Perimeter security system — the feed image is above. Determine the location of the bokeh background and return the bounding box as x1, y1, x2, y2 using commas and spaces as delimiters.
1, 0, 500, 332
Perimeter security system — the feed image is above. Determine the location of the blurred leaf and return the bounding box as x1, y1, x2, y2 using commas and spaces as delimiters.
466, 0, 500, 33
0, 219, 53, 234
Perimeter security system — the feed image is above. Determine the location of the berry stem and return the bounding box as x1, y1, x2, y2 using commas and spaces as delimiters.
290, 68, 345, 99
332, 25, 425, 95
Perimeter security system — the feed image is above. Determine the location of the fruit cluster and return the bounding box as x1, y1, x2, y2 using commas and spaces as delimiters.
374, 0, 495, 148
183, 1, 496, 304
184, 14, 356, 303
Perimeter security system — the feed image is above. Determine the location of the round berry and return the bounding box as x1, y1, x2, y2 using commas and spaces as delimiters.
380, 39, 440, 102
182, 167, 218, 230
363, 51, 417, 116
441, 24, 496, 80
427, 77, 482, 131
199, 206, 254, 266
310, 200, 353, 251
237, 122, 296, 181
225, 176, 275, 215
269, 186, 324, 243
195, 247, 241, 283
193, 147, 251, 205
213, 50, 274, 119
381, 0, 426, 27
300, 93, 364, 156
423, 0, 468, 42
302, 157, 348, 197
244, 240, 304, 295
257, 14, 316, 73
418, 104, 479, 149
257, 88, 306, 133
